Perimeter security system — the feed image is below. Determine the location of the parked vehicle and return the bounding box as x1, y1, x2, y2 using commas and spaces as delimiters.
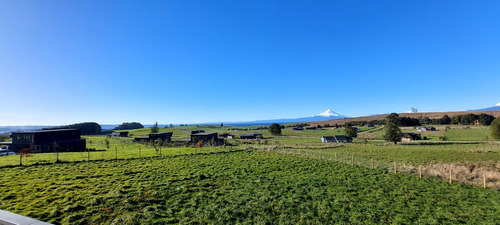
0, 149, 15, 156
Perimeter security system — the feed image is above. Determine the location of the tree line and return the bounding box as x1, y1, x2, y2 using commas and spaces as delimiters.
345, 113, 495, 127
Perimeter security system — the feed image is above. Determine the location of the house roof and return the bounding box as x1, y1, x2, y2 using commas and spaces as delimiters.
403, 133, 421, 139
11, 129, 79, 134
191, 132, 217, 136
322, 136, 351, 141
334, 135, 351, 141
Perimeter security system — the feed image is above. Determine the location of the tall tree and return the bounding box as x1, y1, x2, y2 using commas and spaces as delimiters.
151, 122, 159, 134
490, 117, 500, 140
344, 124, 357, 138
269, 123, 282, 135
383, 113, 403, 144
478, 114, 495, 125
441, 115, 451, 124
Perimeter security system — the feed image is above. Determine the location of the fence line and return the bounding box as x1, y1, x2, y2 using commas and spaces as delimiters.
262, 146, 499, 190
2, 143, 498, 189
0, 146, 243, 168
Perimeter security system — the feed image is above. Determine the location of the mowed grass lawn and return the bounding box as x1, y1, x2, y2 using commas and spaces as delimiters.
0, 151, 499, 224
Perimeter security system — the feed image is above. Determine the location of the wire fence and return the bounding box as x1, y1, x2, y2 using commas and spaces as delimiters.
1, 142, 499, 190
260, 145, 499, 190
0, 145, 242, 168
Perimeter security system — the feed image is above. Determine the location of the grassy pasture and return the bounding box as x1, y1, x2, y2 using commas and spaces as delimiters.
444, 127, 492, 141
1, 151, 499, 224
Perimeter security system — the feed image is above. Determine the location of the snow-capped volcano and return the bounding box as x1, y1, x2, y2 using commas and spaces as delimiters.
316, 109, 342, 117
222, 109, 348, 126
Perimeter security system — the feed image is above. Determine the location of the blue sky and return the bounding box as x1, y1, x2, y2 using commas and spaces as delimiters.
1, 0, 500, 125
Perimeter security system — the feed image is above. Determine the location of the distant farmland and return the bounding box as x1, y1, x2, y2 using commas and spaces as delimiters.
310, 110, 500, 126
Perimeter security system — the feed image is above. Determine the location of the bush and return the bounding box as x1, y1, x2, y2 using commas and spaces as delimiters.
269, 123, 282, 135
490, 117, 500, 140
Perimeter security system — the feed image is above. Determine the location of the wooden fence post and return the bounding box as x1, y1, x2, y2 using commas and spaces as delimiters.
351, 155, 354, 165
449, 168, 452, 184
87, 150, 90, 161
394, 161, 397, 174
139, 147, 141, 158
335, 153, 337, 162
115, 146, 117, 160
371, 158, 374, 169
483, 174, 486, 189
419, 165, 422, 178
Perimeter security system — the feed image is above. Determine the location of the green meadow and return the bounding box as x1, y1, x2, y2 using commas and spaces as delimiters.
1, 151, 499, 224
0, 124, 499, 224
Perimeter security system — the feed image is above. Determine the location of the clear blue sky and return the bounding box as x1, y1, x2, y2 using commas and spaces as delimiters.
1, 0, 500, 125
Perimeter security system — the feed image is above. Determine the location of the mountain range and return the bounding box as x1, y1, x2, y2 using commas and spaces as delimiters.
468, 105, 500, 112
224, 109, 347, 126
2, 104, 500, 134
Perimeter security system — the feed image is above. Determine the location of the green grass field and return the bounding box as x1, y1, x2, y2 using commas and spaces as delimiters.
444, 127, 493, 141
1, 124, 499, 224
1, 151, 499, 224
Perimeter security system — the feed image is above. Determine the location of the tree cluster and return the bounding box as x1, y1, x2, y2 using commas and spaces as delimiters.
114, 122, 144, 130
346, 113, 495, 127
64, 122, 102, 135
345, 120, 386, 127
450, 113, 495, 125
343, 124, 357, 138
269, 123, 282, 135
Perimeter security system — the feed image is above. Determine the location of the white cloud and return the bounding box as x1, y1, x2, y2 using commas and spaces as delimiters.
496, 102, 500, 106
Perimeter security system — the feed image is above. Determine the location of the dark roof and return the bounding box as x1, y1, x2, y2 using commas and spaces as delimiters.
334, 135, 350, 141
11, 129, 79, 134
191, 130, 205, 134
191, 132, 217, 136
403, 133, 421, 138
323, 136, 351, 141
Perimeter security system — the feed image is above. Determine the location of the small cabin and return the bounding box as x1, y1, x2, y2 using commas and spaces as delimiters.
402, 133, 422, 142
321, 135, 352, 143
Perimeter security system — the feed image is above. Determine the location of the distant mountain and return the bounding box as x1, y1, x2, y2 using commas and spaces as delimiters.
469, 106, 500, 112
224, 109, 348, 126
